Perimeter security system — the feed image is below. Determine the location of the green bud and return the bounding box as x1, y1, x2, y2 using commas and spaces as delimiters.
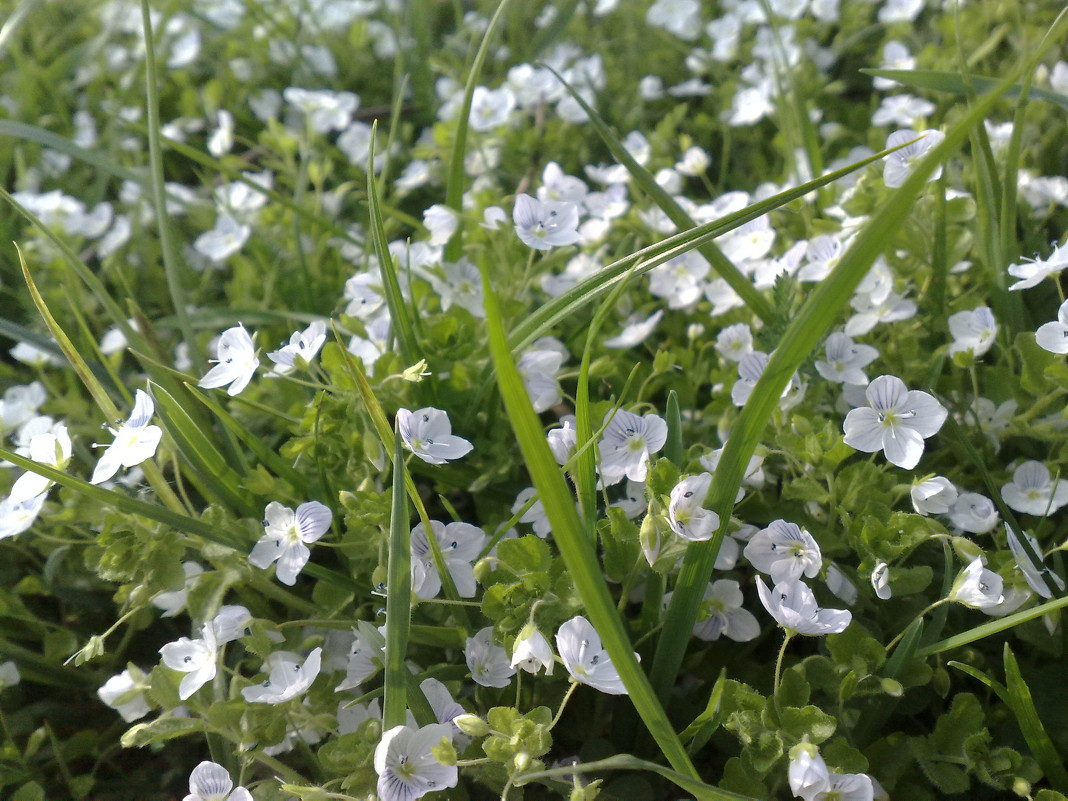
880, 678, 904, 697
453, 714, 490, 737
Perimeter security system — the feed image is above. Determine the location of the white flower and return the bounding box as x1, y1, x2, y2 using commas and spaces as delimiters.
248, 501, 332, 585
0, 381, 46, 431
732, 351, 806, 409
649, 251, 710, 309
882, 128, 945, 189
597, 409, 667, 486
512, 487, 551, 538
241, 647, 322, 703
182, 760, 253, 801
948, 492, 999, 534
872, 94, 936, 127
690, 580, 760, 642
266, 320, 327, 375
420, 677, 465, 733
98, 667, 151, 722
798, 234, 844, 283
198, 325, 259, 396
949, 557, 1004, 609
948, 307, 997, 358
283, 87, 358, 133
396, 407, 473, 465
646, 0, 701, 40
375, 724, 458, 801
1008, 243, 1068, 291
410, 521, 486, 599
336, 620, 386, 691
422, 204, 458, 247
1005, 526, 1065, 600
90, 389, 163, 484
1001, 461, 1068, 516
0, 660, 19, 689
211, 605, 251, 644
1036, 298, 1068, 353
510, 624, 555, 675
547, 418, 577, 465
755, 578, 851, 636
9, 425, 71, 504
842, 375, 947, 469
871, 561, 892, 600
159, 622, 218, 700
466, 627, 515, 688
512, 193, 581, 251
604, 310, 664, 348
429, 258, 485, 318
193, 214, 250, 263
789, 744, 875, 801
814, 332, 878, 385
911, 476, 958, 515
744, 520, 822, 583
0, 495, 46, 539
556, 615, 630, 695
151, 561, 204, 617
715, 323, 753, 362
845, 289, 917, 337
825, 563, 858, 605
518, 347, 565, 412
667, 473, 720, 542
468, 85, 516, 131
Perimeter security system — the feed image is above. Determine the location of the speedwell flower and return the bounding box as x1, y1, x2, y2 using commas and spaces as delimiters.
1036, 298, 1068, 353
248, 501, 332, 586
512, 193, 581, 250
266, 320, 327, 375
410, 521, 486, 599
90, 389, 163, 485
396, 407, 473, 465
949, 557, 1004, 609
182, 761, 252, 801
375, 723, 458, 801
159, 622, 217, 700
465, 627, 515, 688
597, 409, 667, 486
198, 324, 259, 396
1002, 460, 1068, 516
744, 520, 822, 583
882, 128, 945, 189
557, 615, 631, 695
667, 472, 720, 542
947, 306, 996, 359
755, 578, 851, 636
842, 375, 947, 469
241, 647, 322, 704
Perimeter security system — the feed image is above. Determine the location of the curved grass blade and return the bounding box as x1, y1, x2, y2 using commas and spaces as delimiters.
480, 256, 701, 782
443, 0, 514, 262
0, 120, 142, 183
860, 68, 1068, 111
515, 754, 756, 801
681, 667, 728, 756
383, 429, 412, 729
916, 594, 1068, 657
544, 64, 774, 324
508, 145, 895, 354
1003, 644, 1068, 791
650, 67, 1034, 704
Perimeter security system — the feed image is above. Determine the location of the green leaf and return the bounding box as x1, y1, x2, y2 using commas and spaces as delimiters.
0, 119, 142, 183
681, 668, 728, 755
860, 68, 1068, 111
1003, 644, 1068, 791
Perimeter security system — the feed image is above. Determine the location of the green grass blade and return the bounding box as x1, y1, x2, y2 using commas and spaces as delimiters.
0, 120, 142, 183
442, 0, 514, 262
147, 381, 253, 515
1003, 644, 1068, 791
860, 68, 1068, 111
681, 667, 728, 755
140, 0, 195, 359
515, 754, 756, 801
507, 145, 894, 354
544, 64, 774, 324
949, 660, 1007, 696
383, 429, 412, 729
650, 69, 1031, 705
0, 444, 361, 593
0, 315, 64, 360
479, 256, 701, 781
916, 594, 1068, 657
367, 122, 420, 366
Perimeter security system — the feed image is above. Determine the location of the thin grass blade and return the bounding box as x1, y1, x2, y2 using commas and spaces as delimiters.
1003, 643, 1068, 791
383, 429, 412, 729
916, 594, 1068, 657
860, 69, 1068, 111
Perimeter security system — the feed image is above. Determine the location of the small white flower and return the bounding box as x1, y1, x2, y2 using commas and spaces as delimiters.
241, 647, 322, 704
410, 521, 486, 599
518, 347, 565, 413
512, 193, 581, 251
336, 620, 386, 691
603, 310, 664, 349
731, 351, 806, 409
556, 615, 631, 695
0, 495, 46, 539
198, 325, 259, 396
1005, 526, 1065, 600
755, 578, 851, 636
183, 760, 253, 801
1036, 297, 1068, 353
466, 627, 515, 688
97, 667, 150, 722
667, 473, 720, 542
1002, 461, 1068, 516
151, 561, 204, 617
842, 375, 947, 470
512, 487, 551, 538
422, 204, 458, 247
547, 418, 577, 466
193, 214, 250, 263
871, 561, 892, 600
374, 723, 458, 801
690, 580, 760, 642
9, 425, 71, 504
714, 323, 753, 362
825, 563, 858, 605
948, 491, 999, 534
744, 520, 822, 583
396, 407, 473, 465
159, 622, 218, 700
510, 624, 555, 675
814, 332, 879, 385
597, 409, 668, 486
911, 476, 958, 515
948, 306, 997, 358
882, 128, 945, 189
1008, 243, 1068, 291
949, 557, 1004, 609
248, 501, 332, 586
429, 258, 485, 318
90, 389, 163, 484
266, 320, 327, 375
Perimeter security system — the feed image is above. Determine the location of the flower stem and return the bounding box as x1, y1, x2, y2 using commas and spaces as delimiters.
549, 681, 580, 730
773, 630, 795, 695
886, 598, 949, 653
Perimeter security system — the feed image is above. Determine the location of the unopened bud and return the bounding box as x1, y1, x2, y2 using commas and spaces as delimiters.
453, 714, 490, 737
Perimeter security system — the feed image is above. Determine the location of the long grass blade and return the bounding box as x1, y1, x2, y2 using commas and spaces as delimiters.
383, 429, 412, 729
650, 66, 1036, 704
1003, 644, 1068, 791
916, 594, 1068, 657
860, 68, 1068, 111
479, 255, 701, 781
0, 120, 142, 183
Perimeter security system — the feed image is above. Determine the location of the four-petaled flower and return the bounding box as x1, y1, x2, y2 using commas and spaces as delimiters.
949, 557, 1004, 609
597, 409, 667, 487
1001, 460, 1068, 516
90, 389, 163, 484
248, 501, 333, 586
182, 760, 253, 801
556, 615, 632, 695
667, 473, 720, 541
744, 520, 822, 583
397, 407, 474, 464
241, 647, 322, 704
266, 320, 327, 375
374, 723, 458, 801
410, 521, 486, 599
512, 193, 581, 251
755, 578, 851, 636
159, 622, 218, 701
842, 375, 947, 469
198, 325, 260, 396
1036, 298, 1068, 354
465, 627, 516, 688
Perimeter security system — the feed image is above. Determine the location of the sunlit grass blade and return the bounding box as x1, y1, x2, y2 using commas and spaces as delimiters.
681, 667, 727, 756
479, 256, 701, 781
860, 68, 1068, 111
140, 0, 194, 359
1003, 643, 1068, 791
442, 0, 514, 262
515, 754, 756, 801
650, 68, 1031, 705
148, 381, 252, 515
508, 145, 895, 354
0, 444, 362, 593
383, 429, 412, 729
916, 594, 1068, 657
545, 65, 773, 324
0, 119, 142, 183
367, 122, 420, 366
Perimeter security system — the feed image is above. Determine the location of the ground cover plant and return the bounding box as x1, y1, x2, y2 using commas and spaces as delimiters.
2, 0, 1068, 799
